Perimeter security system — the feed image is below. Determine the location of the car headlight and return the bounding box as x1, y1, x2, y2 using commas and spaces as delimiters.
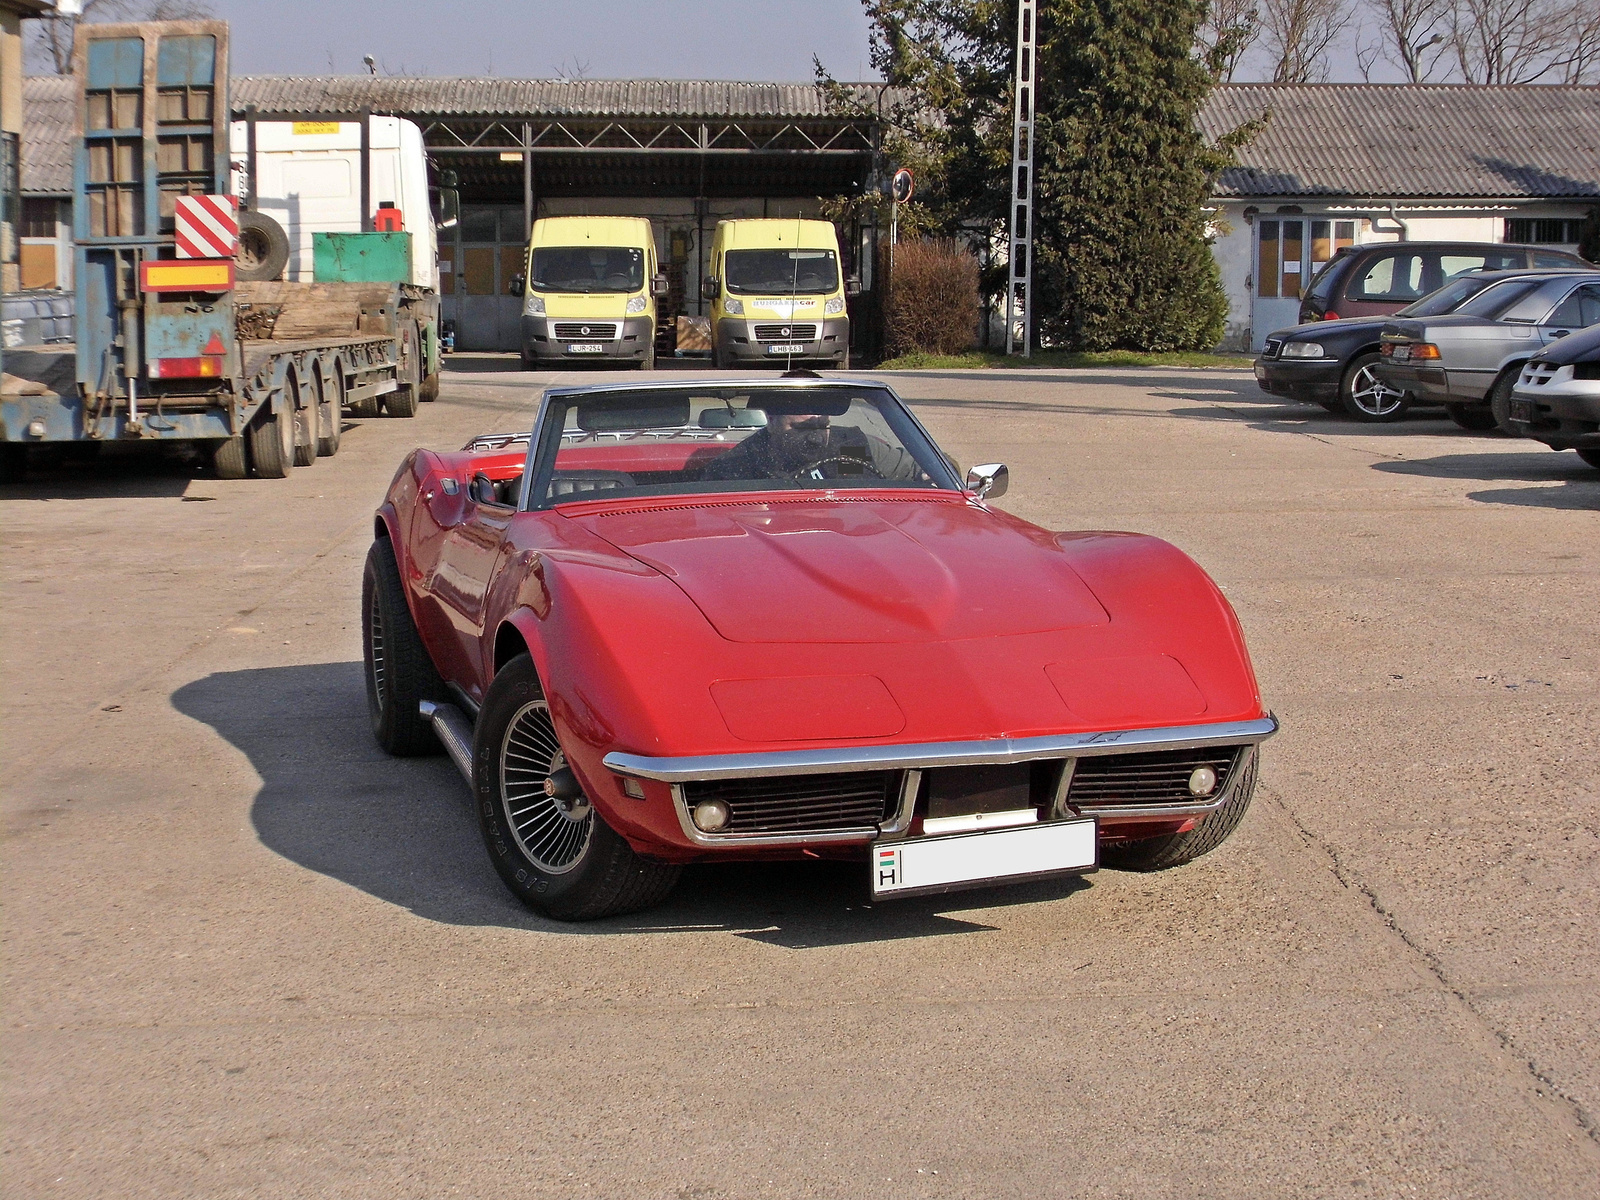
626, 294, 647, 314
1279, 342, 1325, 358
523, 293, 545, 317
722, 297, 744, 315
825, 296, 845, 315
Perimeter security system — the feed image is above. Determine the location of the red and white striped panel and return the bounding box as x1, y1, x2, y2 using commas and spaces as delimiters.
174, 194, 238, 259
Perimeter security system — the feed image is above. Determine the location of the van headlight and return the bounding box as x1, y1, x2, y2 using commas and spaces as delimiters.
825, 296, 845, 315
626, 295, 647, 314
722, 297, 744, 315
1279, 341, 1325, 358
523, 293, 545, 317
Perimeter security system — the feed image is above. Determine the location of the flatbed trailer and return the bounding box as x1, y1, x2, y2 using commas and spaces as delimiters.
0, 19, 440, 482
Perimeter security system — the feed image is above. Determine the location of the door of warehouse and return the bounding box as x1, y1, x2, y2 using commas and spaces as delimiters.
439, 205, 526, 351
1252, 217, 1357, 349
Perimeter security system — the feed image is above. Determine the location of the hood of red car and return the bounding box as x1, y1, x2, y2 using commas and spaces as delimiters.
572, 497, 1111, 644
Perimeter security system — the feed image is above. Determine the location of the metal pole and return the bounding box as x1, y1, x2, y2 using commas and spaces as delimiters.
522, 122, 533, 240
1005, 0, 1037, 357
245, 107, 257, 211
359, 109, 372, 232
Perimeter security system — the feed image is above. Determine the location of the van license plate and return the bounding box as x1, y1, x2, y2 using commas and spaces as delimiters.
871, 818, 1097, 900
566, 343, 604, 354
766, 344, 807, 355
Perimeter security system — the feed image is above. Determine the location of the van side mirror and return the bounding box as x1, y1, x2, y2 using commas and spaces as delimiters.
846, 276, 862, 297
701, 277, 718, 301
965, 463, 1008, 500
508, 273, 525, 296
652, 273, 669, 298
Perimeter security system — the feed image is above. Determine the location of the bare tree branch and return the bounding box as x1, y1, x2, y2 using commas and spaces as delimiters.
1450, 0, 1573, 83
1368, 0, 1454, 80
27, 0, 214, 74
1198, 0, 1263, 80
1259, 0, 1354, 82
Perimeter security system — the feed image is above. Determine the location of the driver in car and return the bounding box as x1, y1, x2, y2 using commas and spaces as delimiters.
701, 407, 920, 483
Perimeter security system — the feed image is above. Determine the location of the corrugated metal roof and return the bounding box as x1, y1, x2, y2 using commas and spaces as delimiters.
231, 76, 888, 120
1201, 83, 1600, 199
21, 74, 72, 195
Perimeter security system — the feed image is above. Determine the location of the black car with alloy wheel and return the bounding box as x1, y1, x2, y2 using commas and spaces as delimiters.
1254, 270, 1589, 423
1375, 270, 1600, 432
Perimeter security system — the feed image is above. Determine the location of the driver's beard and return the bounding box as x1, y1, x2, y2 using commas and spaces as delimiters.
771, 426, 831, 470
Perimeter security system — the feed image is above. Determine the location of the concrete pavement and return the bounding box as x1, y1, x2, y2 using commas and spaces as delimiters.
3, 357, 1597, 1197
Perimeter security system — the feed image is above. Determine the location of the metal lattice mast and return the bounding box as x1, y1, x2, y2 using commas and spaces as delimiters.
1005, 0, 1037, 357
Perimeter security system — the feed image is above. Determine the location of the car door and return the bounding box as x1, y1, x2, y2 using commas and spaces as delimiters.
422, 482, 516, 701
1540, 282, 1600, 345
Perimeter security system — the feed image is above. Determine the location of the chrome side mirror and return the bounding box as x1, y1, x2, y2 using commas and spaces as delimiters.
966, 463, 1008, 500
508, 273, 525, 296
846, 276, 862, 297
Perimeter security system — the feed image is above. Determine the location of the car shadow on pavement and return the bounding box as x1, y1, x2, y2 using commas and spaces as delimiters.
172, 661, 1092, 943
1371, 450, 1600, 510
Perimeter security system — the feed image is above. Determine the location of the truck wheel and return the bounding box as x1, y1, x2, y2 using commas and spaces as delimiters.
473, 653, 682, 920
1488, 368, 1522, 435
316, 369, 343, 457
1340, 353, 1408, 422
210, 436, 247, 479
247, 397, 295, 478
419, 372, 440, 402
1445, 403, 1498, 431
362, 538, 445, 757
235, 210, 290, 282
385, 383, 419, 418
290, 374, 317, 468
1101, 749, 1259, 872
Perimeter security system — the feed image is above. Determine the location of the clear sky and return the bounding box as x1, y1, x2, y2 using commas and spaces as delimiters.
210, 0, 882, 82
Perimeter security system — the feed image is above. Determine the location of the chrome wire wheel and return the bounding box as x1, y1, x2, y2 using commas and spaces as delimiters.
1348, 363, 1404, 418
500, 701, 593, 873
367, 583, 387, 708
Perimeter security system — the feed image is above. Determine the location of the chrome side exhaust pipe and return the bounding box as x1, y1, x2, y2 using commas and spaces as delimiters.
419, 700, 475, 786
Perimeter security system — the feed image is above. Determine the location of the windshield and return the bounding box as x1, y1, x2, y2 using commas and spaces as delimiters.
530, 246, 644, 294
724, 249, 840, 296
525, 385, 961, 507
1396, 275, 1495, 317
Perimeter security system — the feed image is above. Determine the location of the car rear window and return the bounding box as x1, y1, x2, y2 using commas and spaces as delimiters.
1532, 250, 1581, 268
1453, 278, 1546, 318
1485, 277, 1580, 322
1352, 253, 1427, 302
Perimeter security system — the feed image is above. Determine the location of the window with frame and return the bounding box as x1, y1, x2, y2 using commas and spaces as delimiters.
1506, 218, 1582, 245
1353, 252, 1426, 301
1546, 284, 1600, 329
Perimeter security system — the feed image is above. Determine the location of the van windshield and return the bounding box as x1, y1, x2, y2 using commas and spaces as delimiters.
531, 246, 644, 293
725, 249, 840, 296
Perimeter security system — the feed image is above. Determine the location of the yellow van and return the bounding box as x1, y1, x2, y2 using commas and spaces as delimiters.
520, 217, 666, 369
705, 219, 852, 368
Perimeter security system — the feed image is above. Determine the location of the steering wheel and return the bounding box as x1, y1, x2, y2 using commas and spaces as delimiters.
789, 454, 882, 482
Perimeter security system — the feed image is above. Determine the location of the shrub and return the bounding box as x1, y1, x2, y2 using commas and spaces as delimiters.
886, 239, 979, 357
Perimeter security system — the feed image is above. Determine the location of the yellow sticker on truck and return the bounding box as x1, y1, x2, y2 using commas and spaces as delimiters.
292, 121, 341, 135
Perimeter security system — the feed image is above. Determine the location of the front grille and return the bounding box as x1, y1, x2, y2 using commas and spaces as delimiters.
1521, 363, 1558, 387
553, 322, 617, 341
1262, 339, 1282, 359
682, 771, 895, 834
1067, 747, 1242, 809
754, 323, 818, 342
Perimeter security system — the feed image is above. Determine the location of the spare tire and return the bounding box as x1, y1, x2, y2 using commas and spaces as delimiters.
236, 210, 290, 282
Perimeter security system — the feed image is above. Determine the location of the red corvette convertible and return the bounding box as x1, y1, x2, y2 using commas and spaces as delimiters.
364, 376, 1275, 919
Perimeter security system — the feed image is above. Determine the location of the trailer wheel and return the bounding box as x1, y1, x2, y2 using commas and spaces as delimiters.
385, 382, 419, 418
247, 396, 295, 479
316, 368, 343, 457
236, 210, 290, 282
210, 436, 247, 479
419, 372, 440, 402
290, 372, 317, 467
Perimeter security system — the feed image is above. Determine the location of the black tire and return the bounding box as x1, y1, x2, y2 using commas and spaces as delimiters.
385, 382, 419, 418
1340, 352, 1409, 422
1487, 367, 1522, 435
1314, 397, 1342, 413
519, 350, 537, 371
840, 347, 851, 370
1100, 749, 1259, 872
1445, 403, 1499, 431
419, 372, 440, 402
246, 396, 294, 479
1577, 448, 1600, 469
315, 368, 343, 457
361, 537, 445, 756
473, 654, 681, 920
290, 372, 317, 467
210, 436, 247, 479
711, 344, 724, 370
235, 209, 290, 282
348, 387, 382, 419
639, 341, 656, 370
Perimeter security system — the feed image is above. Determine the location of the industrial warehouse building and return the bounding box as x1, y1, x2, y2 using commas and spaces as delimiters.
15, 74, 1599, 355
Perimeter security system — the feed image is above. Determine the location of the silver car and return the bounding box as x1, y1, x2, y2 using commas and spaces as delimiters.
1373, 271, 1600, 431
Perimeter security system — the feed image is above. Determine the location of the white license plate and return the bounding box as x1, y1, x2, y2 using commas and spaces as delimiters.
871, 818, 1097, 899
566, 343, 605, 354
766, 344, 808, 355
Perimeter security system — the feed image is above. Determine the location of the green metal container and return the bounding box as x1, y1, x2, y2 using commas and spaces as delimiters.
312, 232, 413, 283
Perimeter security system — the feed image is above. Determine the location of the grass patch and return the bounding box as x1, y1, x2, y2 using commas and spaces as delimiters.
873, 349, 1255, 370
